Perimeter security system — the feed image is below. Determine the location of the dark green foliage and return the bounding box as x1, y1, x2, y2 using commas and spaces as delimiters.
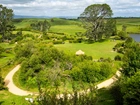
53, 40, 64, 44
110, 81, 123, 105
104, 19, 117, 37
113, 37, 135, 54
14, 41, 35, 59
116, 37, 140, 105
16, 41, 113, 89
114, 55, 122, 61
30, 20, 50, 32
70, 62, 112, 83
0, 46, 4, 57
0, 76, 5, 90
0, 69, 5, 90
0, 4, 14, 41
121, 72, 140, 105
35, 83, 98, 105
122, 42, 140, 77
118, 31, 128, 40
80, 4, 114, 41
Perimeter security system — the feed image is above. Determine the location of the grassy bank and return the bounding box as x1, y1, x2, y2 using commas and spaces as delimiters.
55, 40, 121, 60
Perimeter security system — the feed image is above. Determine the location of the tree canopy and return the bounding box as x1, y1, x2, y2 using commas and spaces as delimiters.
80, 4, 116, 41
30, 20, 51, 32
0, 4, 14, 41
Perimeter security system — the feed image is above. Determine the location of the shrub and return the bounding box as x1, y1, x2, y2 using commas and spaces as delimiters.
77, 38, 83, 43
114, 55, 122, 61
53, 40, 64, 44
118, 31, 128, 40
0, 76, 5, 90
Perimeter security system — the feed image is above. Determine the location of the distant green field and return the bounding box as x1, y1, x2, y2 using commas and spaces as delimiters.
55, 40, 121, 60
14, 18, 140, 34
116, 18, 140, 33
49, 25, 85, 35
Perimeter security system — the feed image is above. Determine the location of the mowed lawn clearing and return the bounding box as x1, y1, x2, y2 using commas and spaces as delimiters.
49, 25, 85, 35
55, 40, 120, 60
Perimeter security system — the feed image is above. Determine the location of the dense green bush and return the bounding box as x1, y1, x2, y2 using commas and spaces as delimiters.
118, 31, 128, 40
114, 55, 122, 61
53, 40, 64, 44
16, 42, 113, 90
0, 69, 6, 90
121, 72, 140, 105
70, 62, 112, 83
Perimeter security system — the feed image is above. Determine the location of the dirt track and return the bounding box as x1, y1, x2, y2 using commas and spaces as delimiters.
4, 65, 32, 96
4, 65, 121, 96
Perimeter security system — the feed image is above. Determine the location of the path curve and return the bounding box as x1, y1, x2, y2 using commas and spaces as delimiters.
4, 65, 33, 96
4, 65, 121, 96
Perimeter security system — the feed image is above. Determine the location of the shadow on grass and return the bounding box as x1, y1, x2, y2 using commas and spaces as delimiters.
96, 88, 116, 105
0, 101, 4, 105
84, 39, 109, 44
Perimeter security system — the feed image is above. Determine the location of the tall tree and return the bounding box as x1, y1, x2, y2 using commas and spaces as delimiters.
0, 4, 14, 41
80, 4, 114, 41
30, 20, 50, 32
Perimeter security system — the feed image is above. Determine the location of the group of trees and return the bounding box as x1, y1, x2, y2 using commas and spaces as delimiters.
0, 4, 14, 41
80, 4, 117, 41
14, 41, 113, 90
1, 3, 139, 105
30, 20, 50, 33
0, 3, 118, 43
111, 38, 140, 105
121, 39, 140, 105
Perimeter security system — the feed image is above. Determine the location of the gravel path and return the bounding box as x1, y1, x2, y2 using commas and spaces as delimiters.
4, 65, 121, 96
97, 70, 121, 89
4, 65, 32, 96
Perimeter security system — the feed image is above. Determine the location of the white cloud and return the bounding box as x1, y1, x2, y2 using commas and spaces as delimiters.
1, 0, 140, 17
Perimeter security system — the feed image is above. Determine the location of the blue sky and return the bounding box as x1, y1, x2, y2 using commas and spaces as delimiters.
1, 0, 140, 17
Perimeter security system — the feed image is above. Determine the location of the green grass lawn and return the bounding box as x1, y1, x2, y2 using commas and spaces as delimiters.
49, 25, 85, 35
0, 43, 16, 77
55, 40, 121, 60
14, 18, 140, 34
0, 90, 33, 105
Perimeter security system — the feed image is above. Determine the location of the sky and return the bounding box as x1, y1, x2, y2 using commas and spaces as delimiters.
1, 0, 140, 17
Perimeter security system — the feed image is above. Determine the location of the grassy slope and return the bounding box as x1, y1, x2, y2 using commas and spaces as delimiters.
55, 40, 120, 60
2, 18, 138, 105
116, 18, 140, 33
0, 43, 15, 77
0, 90, 30, 105
49, 25, 85, 35
14, 18, 140, 34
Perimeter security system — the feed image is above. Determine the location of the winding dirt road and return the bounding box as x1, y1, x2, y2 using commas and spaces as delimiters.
4, 65, 32, 96
4, 65, 121, 96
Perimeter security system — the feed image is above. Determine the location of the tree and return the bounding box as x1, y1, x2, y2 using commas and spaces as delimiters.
80, 4, 113, 41
0, 4, 14, 41
104, 18, 117, 37
122, 25, 127, 32
42, 20, 50, 32
121, 72, 140, 105
122, 42, 140, 77
118, 31, 128, 40
30, 20, 50, 32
